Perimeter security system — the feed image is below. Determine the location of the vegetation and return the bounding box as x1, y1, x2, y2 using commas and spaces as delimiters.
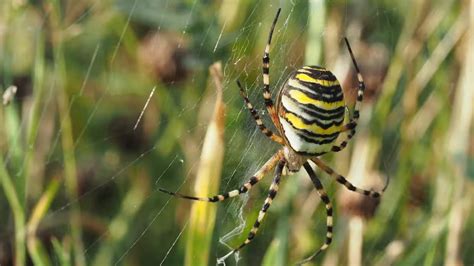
0, 0, 472, 265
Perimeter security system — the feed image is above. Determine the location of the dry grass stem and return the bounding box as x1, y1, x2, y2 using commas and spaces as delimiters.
403, 9, 469, 114
444, 2, 474, 264
185, 62, 226, 266
348, 217, 363, 266
26, 178, 61, 265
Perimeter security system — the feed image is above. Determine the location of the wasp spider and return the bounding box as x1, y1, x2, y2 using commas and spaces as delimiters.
159, 8, 387, 264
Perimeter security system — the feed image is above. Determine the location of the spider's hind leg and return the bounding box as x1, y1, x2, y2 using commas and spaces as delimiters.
297, 163, 334, 265
217, 159, 286, 264
311, 158, 388, 198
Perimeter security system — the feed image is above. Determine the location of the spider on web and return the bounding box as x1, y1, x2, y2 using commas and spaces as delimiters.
159, 8, 388, 265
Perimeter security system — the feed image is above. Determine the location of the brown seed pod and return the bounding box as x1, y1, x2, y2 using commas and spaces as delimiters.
137, 32, 189, 84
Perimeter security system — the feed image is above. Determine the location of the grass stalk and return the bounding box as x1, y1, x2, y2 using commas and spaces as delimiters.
0, 155, 25, 266
373, 0, 428, 128
372, 1, 460, 227
402, 8, 469, 115
305, 0, 325, 65
48, 0, 86, 264
184, 62, 225, 266
55, 45, 86, 266
0, 4, 46, 266
51, 238, 72, 266
26, 178, 61, 266
444, 2, 474, 264
22, 26, 46, 198
348, 217, 363, 266
344, 129, 371, 266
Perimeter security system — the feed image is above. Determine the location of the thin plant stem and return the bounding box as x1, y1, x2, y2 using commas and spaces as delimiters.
0, 5, 46, 266
305, 0, 325, 65
402, 8, 469, 115
55, 45, 86, 266
444, 1, 474, 264
26, 178, 61, 266
373, 0, 428, 129
22, 29, 46, 198
48, 0, 86, 264
0, 155, 25, 266
348, 217, 363, 266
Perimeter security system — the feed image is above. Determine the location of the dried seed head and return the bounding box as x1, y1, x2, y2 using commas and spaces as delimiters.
138, 32, 189, 84
407, 174, 428, 209
2, 85, 18, 105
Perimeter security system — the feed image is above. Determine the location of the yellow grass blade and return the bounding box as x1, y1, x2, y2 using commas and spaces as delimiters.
185, 62, 226, 266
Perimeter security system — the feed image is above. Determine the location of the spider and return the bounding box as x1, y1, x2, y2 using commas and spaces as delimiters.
159, 8, 387, 265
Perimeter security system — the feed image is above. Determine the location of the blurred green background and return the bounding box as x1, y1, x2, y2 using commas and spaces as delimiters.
1, 0, 473, 265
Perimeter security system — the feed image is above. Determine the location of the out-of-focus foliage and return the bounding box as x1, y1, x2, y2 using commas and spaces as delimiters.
0, 0, 473, 265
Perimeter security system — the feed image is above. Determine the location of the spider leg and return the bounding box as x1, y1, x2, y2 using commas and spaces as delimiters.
297, 162, 334, 265
158, 150, 283, 203
217, 159, 286, 264
261, 8, 282, 127
331, 38, 365, 153
237, 80, 285, 145
330, 121, 356, 153
311, 158, 388, 198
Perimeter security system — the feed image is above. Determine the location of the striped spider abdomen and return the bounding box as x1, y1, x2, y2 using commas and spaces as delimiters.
277, 66, 345, 156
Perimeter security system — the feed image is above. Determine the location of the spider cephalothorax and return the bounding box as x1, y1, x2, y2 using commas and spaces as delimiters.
159, 8, 386, 265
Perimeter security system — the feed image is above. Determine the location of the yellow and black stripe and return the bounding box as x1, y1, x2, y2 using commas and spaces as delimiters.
277, 66, 345, 156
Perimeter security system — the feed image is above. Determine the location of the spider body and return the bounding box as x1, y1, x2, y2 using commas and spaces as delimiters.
277, 66, 345, 158
159, 8, 387, 265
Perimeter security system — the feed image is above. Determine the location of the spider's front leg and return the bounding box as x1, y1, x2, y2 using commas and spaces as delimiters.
261, 8, 281, 127
158, 150, 283, 203
237, 80, 285, 145
217, 159, 286, 264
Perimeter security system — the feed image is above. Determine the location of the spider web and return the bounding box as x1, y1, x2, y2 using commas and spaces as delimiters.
1, 0, 472, 266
